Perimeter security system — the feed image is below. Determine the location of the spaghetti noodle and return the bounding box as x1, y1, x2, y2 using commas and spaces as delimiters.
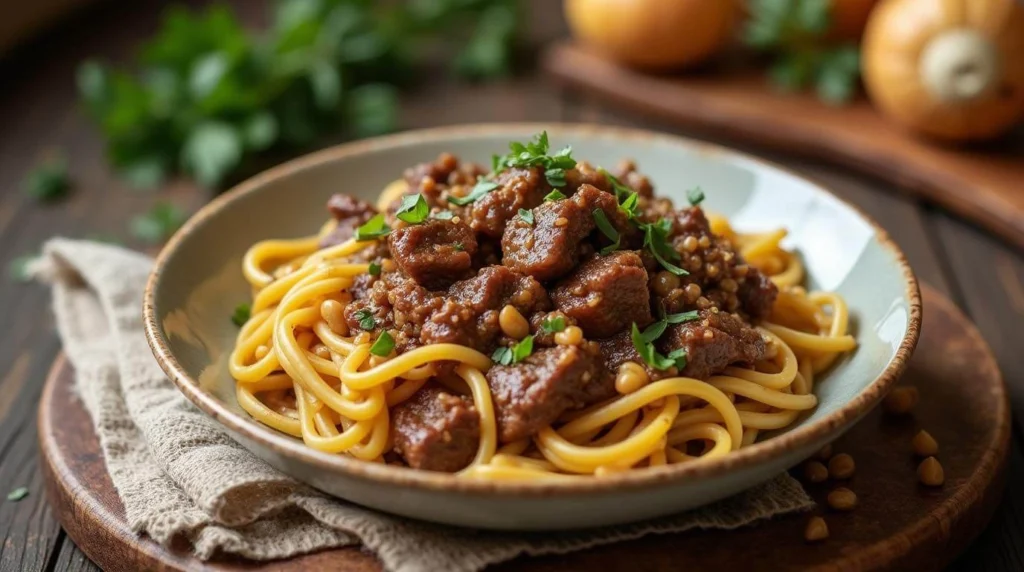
229, 144, 855, 480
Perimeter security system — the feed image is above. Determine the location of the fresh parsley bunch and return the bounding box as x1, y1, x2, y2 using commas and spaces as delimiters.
744, 0, 861, 105
78, 0, 520, 191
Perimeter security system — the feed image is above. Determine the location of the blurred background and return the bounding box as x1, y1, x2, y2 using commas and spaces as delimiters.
1, 1, 1023, 570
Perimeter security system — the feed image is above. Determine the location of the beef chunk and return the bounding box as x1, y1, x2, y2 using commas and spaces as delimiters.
613, 159, 655, 198
391, 386, 479, 472
468, 167, 550, 238
501, 184, 630, 282
388, 219, 477, 290
487, 344, 610, 443
448, 265, 551, 316
652, 206, 778, 321
319, 194, 377, 248
564, 161, 613, 194
657, 309, 768, 379
551, 251, 652, 338
598, 330, 673, 383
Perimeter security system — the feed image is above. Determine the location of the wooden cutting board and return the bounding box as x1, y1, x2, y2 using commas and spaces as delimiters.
543, 43, 1024, 251
38, 285, 1009, 571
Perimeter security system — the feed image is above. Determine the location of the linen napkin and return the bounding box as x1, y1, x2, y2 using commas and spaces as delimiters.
32, 237, 813, 572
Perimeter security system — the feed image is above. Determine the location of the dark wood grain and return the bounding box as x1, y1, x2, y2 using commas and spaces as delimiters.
544, 43, 1024, 251
38, 286, 1008, 572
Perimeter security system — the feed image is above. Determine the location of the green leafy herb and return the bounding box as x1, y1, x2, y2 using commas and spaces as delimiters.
540, 316, 566, 334
22, 155, 70, 202
354, 309, 376, 331
6, 487, 29, 502
432, 210, 455, 221
130, 202, 187, 244
619, 191, 641, 219
592, 209, 620, 255
518, 208, 534, 226
396, 194, 429, 224
492, 132, 576, 188
491, 335, 535, 366
368, 261, 381, 276
369, 331, 394, 356
600, 169, 633, 202
642, 218, 688, 276
355, 214, 390, 241
630, 322, 687, 371
453, 242, 465, 252
664, 310, 700, 324
231, 303, 251, 327
687, 187, 705, 206
744, 0, 860, 105
448, 180, 498, 206
543, 190, 566, 202
78, 1, 520, 190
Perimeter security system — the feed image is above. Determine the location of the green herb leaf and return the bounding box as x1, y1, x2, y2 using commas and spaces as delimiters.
368, 261, 381, 276
816, 45, 860, 105
355, 214, 390, 241
687, 187, 705, 206
665, 310, 700, 324
545, 168, 566, 188
231, 303, 250, 327
492, 335, 535, 365
6, 487, 29, 502
600, 168, 634, 203
369, 331, 395, 356
518, 208, 534, 226
543, 190, 566, 202
492, 132, 576, 179
448, 180, 498, 206
354, 308, 376, 330
130, 202, 187, 244
346, 84, 398, 138
453, 242, 465, 252
642, 218, 689, 276
667, 347, 688, 370
432, 210, 455, 220
619, 191, 640, 219
630, 323, 678, 371
396, 194, 430, 224
640, 320, 668, 344
22, 155, 70, 202
540, 316, 566, 334
592, 209, 620, 255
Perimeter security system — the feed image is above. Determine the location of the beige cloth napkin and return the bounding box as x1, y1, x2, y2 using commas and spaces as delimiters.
33, 238, 813, 571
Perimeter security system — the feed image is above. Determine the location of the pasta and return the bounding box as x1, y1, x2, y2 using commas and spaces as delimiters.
229, 142, 856, 479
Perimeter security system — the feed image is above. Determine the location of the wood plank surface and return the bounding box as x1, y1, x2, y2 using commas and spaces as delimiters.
1, 0, 1023, 571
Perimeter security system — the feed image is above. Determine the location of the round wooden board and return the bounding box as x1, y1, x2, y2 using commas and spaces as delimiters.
38, 285, 1009, 572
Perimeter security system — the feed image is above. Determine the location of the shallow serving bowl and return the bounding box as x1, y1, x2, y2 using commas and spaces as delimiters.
143, 123, 921, 530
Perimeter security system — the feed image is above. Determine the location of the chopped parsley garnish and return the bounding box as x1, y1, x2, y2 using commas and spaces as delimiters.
448, 179, 498, 206
354, 309, 376, 330
543, 190, 567, 202
453, 242, 465, 252
355, 214, 390, 241
395, 193, 429, 224
619, 191, 641, 219
518, 208, 534, 226
540, 315, 566, 334
600, 168, 634, 202
6, 487, 29, 502
491, 335, 534, 365
630, 322, 688, 371
642, 218, 689, 276
493, 132, 576, 188
664, 310, 700, 324
592, 209, 620, 255
432, 210, 455, 220
368, 262, 381, 276
687, 187, 705, 206
231, 303, 251, 327
369, 331, 395, 356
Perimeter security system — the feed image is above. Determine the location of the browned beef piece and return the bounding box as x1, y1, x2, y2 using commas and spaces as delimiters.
613, 159, 655, 198
391, 386, 480, 472
388, 219, 478, 290
319, 194, 377, 248
501, 184, 630, 282
564, 161, 613, 194
467, 167, 550, 238
550, 251, 652, 338
657, 309, 768, 379
652, 206, 778, 320
598, 330, 673, 382
486, 344, 610, 443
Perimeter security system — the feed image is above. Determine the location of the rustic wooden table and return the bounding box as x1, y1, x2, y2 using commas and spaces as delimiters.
0, 2, 1021, 571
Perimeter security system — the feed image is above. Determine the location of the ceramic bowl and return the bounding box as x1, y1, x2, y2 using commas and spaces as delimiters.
143, 124, 921, 530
